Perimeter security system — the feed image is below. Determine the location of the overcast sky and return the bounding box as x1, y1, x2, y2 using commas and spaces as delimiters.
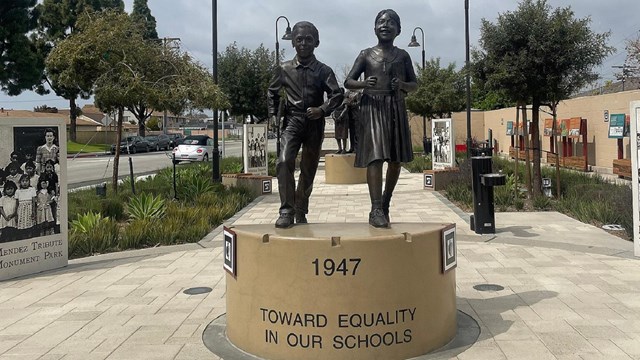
2, 0, 639, 111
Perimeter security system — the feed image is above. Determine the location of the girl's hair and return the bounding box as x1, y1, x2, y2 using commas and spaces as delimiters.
3, 180, 17, 194
18, 174, 30, 187
24, 160, 36, 170
44, 159, 57, 168
37, 176, 49, 191
375, 9, 401, 34
44, 128, 56, 137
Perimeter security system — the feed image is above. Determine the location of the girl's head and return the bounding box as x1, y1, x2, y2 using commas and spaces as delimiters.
24, 161, 36, 176
3, 180, 17, 197
44, 159, 56, 173
6, 162, 19, 175
44, 128, 56, 145
37, 177, 49, 191
374, 9, 401, 40
18, 174, 30, 189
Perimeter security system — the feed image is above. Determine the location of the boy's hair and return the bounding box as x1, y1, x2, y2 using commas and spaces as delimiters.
375, 9, 401, 34
292, 21, 319, 43
5, 162, 20, 172
45, 159, 57, 167
24, 160, 36, 170
44, 128, 55, 137
3, 180, 17, 193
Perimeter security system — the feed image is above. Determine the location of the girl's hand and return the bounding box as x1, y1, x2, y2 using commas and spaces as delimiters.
365, 76, 377, 88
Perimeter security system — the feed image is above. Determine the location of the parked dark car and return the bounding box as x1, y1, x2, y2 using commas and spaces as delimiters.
110, 136, 150, 154
145, 134, 171, 151
167, 133, 184, 149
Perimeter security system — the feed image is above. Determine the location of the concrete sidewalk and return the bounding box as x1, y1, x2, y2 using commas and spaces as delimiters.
0, 169, 638, 359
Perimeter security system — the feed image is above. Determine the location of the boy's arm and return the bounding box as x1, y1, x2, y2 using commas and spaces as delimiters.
319, 68, 344, 117
267, 66, 283, 118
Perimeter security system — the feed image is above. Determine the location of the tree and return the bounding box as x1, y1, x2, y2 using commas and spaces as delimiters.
406, 58, 465, 119
0, 0, 45, 95
469, 52, 515, 111
37, 0, 124, 141
475, 0, 612, 196
218, 42, 276, 122
131, 0, 158, 40
49, 10, 226, 192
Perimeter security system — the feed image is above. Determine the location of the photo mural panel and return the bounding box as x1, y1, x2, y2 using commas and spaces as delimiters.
431, 119, 454, 170
243, 124, 268, 175
0, 119, 68, 280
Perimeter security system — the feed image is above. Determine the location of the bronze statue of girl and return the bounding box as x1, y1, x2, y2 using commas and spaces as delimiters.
345, 9, 418, 228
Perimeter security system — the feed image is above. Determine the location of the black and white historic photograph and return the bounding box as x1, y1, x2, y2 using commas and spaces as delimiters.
432, 119, 454, 169
1, 126, 62, 243
243, 124, 268, 175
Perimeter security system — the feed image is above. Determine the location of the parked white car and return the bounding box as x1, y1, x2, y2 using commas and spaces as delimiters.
172, 135, 213, 164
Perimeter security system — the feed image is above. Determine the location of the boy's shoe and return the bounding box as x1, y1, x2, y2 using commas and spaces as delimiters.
295, 213, 308, 224
275, 214, 294, 228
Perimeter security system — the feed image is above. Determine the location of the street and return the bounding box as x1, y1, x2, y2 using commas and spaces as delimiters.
67, 140, 246, 187
66, 139, 275, 188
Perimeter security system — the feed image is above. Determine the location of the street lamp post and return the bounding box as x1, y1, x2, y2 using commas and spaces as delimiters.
408, 27, 427, 154
275, 16, 292, 158
211, 0, 220, 182
465, 0, 472, 158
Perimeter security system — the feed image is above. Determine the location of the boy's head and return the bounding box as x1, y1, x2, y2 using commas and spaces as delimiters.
291, 21, 319, 58
9, 151, 20, 163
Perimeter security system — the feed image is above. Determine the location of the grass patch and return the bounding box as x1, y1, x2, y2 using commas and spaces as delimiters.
67, 141, 110, 154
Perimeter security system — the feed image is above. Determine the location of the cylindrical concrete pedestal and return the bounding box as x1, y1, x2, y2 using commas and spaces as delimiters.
225, 223, 457, 360
324, 154, 367, 184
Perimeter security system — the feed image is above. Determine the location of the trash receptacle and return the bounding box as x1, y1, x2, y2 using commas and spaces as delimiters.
96, 182, 107, 198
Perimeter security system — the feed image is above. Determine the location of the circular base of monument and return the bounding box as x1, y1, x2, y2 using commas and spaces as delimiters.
202, 310, 480, 360
222, 223, 458, 360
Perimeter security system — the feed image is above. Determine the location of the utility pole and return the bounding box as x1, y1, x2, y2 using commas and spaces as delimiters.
212, 0, 220, 182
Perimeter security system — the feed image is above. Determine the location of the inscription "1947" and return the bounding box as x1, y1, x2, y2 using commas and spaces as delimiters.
312, 258, 361, 276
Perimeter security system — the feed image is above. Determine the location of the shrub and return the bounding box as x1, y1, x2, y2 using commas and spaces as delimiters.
101, 198, 125, 221
445, 181, 473, 208
69, 213, 118, 257
404, 154, 432, 173
126, 193, 166, 220
119, 218, 156, 249
532, 195, 552, 210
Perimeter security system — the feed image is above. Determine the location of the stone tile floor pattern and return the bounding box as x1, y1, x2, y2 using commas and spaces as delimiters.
0, 169, 638, 359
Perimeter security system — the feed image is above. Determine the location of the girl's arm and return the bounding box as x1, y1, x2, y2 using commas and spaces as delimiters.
32, 196, 37, 220
345, 51, 375, 90
0, 205, 6, 220
11, 199, 18, 219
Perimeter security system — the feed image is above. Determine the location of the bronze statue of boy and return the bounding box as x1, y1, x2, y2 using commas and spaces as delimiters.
267, 21, 343, 228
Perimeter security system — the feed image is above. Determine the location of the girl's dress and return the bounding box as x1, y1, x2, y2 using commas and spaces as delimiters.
16, 187, 36, 230
0, 195, 18, 228
347, 47, 417, 168
36, 190, 54, 224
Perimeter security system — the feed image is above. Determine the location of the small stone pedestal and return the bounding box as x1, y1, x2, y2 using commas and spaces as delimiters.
423, 168, 460, 191
324, 153, 366, 184
224, 223, 457, 360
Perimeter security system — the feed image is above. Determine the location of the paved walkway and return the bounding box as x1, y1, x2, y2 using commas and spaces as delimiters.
0, 168, 638, 359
